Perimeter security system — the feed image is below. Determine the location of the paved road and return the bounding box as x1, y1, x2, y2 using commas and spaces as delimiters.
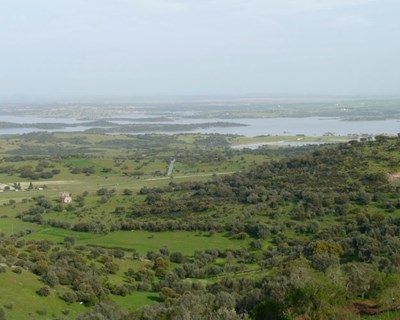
144, 171, 235, 181
166, 158, 176, 176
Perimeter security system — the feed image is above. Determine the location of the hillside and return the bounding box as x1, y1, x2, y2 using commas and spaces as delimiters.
1, 133, 400, 319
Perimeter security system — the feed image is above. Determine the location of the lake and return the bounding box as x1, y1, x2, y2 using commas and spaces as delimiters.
0, 115, 399, 137
169, 117, 400, 136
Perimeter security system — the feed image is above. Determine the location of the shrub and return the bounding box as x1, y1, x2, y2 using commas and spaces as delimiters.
11, 267, 22, 274
61, 291, 78, 304
36, 286, 50, 297
0, 308, 6, 320
170, 252, 184, 264
123, 189, 132, 196
36, 308, 47, 315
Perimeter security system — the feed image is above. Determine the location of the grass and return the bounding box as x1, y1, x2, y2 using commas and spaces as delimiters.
0, 217, 39, 235
26, 228, 250, 256
230, 135, 350, 145
107, 259, 148, 286
0, 269, 85, 320
111, 291, 162, 309
26, 227, 101, 243
361, 310, 400, 319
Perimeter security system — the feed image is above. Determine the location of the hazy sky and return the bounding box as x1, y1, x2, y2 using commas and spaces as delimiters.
1, 0, 399, 100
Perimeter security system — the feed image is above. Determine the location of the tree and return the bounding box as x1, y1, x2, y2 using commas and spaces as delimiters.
123, 189, 132, 196
252, 300, 288, 320
160, 287, 179, 301
153, 257, 170, 277
250, 239, 264, 250
342, 263, 379, 298
215, 291, 236, 309
64, 236, 75, 248
310, 253, 339, 273
76, 301, 128, 320
61, 291, 78, 304
103, 261, 119, 274
34, 260, 49, 276
170, 252, 184, 264
43, 270, 59, 287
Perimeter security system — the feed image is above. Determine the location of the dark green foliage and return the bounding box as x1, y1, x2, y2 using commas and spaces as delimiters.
0, 308, 6, 320
170, 252, 184, 263
76, 301, 128, 320
63, 236, 75, 247
36, 286, 50, 297
309, 253, 339, 272
123, 189, 132, 196
61, 291, 78, 304
251, 300, 288, 320
11, 267, 22, 274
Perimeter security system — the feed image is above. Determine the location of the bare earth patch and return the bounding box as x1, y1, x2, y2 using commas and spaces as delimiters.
387, 171, 400, 182
18, 180, 80, 188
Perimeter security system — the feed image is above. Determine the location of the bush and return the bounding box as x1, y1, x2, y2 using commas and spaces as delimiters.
123, 189, 132, 196
310, 253, 340, 272
250, 239, 264, 250
0, 308, 5, 320
36, 308, 47, 315
251, 300, 288, 320
11, 267, 22, 274
36, 286, 50, 297
61, 291, 78, 304
170, 252, 184, 264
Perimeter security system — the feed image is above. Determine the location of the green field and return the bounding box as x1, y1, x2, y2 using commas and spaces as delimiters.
0, 270, 85, 320
26, 228, 250, 256
0, 217, 39, 235
112, 291, 162, 309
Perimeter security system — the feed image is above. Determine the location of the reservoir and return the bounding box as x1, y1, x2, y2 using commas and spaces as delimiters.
0, 115, 399, 137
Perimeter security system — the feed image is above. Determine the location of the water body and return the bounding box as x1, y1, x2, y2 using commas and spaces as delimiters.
184, 117, 400, 137
0, 115, 84, 124
118, 117, 399, 137
0, 115, 399, 137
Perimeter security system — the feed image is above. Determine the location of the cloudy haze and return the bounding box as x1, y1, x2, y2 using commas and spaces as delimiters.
0, 0, 399, 100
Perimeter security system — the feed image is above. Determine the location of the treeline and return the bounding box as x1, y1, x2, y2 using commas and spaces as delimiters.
0, 160, 61, 180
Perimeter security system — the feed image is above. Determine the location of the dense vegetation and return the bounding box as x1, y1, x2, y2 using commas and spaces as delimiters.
1, 132, 400, 319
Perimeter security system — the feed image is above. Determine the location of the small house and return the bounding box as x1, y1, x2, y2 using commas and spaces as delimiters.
60, 192, 72, 203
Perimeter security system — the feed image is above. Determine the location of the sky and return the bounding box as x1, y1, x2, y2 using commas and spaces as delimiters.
0, 0, 399, 100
